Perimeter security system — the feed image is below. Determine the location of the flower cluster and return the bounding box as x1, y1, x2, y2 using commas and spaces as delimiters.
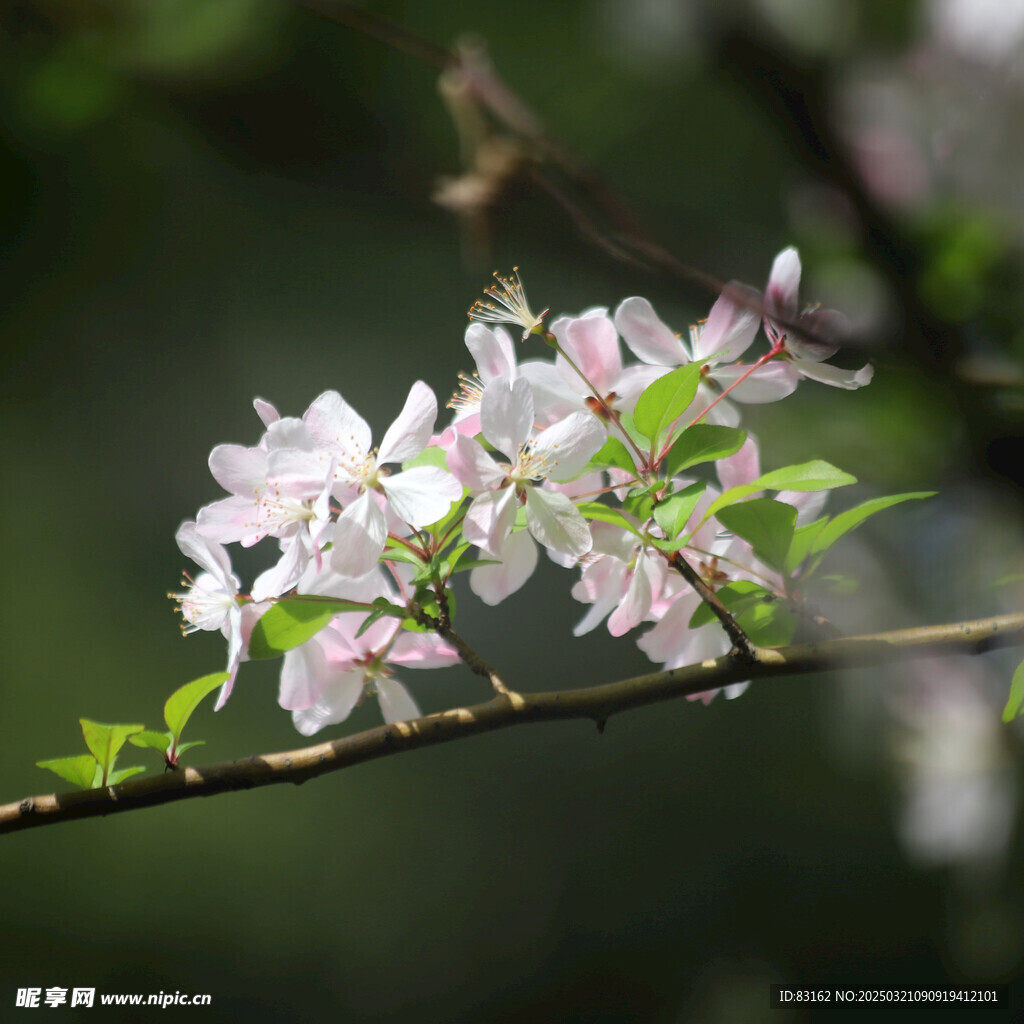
173, 247, 876, 732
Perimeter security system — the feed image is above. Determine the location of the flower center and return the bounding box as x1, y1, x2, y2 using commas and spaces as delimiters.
508, 439, 555, 484
447, 372, 485, 414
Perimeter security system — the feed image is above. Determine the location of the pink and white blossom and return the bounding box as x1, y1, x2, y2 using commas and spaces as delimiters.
764, 247, 874, 389
614, 292, 798, 426
171, 521, 247, 709
436, 322, 522, 446
447, 375, 606, 559
571, 522, 671, 637
282, 608, 460, 736
519, 307, 665, 428
300, 383, 463, 578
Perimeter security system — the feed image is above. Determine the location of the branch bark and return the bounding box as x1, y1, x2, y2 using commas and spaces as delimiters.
4, 613, 1021, 836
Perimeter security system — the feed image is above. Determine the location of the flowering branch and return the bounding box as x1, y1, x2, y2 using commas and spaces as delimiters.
6, 613, 1022, 837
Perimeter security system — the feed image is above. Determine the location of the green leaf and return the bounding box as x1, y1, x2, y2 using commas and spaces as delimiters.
448, 557, 500, 574
357, 608, 392, 636
614, 410, 649, 452
164, 671, 230, 741
381, 543, 428, 568
648, 536, 691, 552
1002, 658, 1024, 723
575, 501, 644, 538
106, 765, 147, 786
401, 444, 450, 472
362, 596, 408, 636
699, 461, 857, 528
784, 517, 829, 574
129, 730, 173, 754
588, 436, 637, 474
699, 483, 765, 527
633, 364, 702, 442
248, 598, 373, 660
652, 482, 705, 541
36, 754, 99, 790
79, 720, 145, 775
173, 740, 206, 757
994, 573, 1024, 587
663, 425, 746, 476
437, 541, 473, 579
400, 588, 457, 634
688, 581, 767, 628
755, 460, 857, 492
819, 574, 859, 595
687, 581, 796, 647
808, 492, 936, 557
716, 499, 798, 573
622, 484, 660, 523
736, 595, 797, 648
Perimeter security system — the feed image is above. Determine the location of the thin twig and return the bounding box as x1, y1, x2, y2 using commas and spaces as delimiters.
288, 0, 834, 350
411, 599, 514, 697
668, 551, 758, 661
5, 613, 1021, 836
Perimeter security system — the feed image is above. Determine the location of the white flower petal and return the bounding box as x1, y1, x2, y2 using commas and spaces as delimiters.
378, 381, 438, 464
253, 397, 279, 427
481, 376, 534, 463
303, 390, 372, 458
331, 492, 387, 577
614, 296, 688, 366
637, 591, 702, 664
208, 444, 267, 496
279, 637, 331, 711
695, 284, 761, 362
175, 521, 234, 583
469, 529, 538, 605
389, 632, 460, 669
212, 660, 241, 712
607, 557, 653, 637
465, 323, 517, 382
790, 358, 874, 389
291, 673, 365, 735
562, 310, 621, 395
195, 495, 260, 546
766, 246, 801, 321
524, 486, 593, 558
382, 466, 462, 527
571, 557, 627, 635
376, 677, 421, 724
447, 434, 506, 492
251, 537, 309, 602
710, 361, 800, 404
266, 448, 334, 499
265, 417, 314, 451
463, 487, 517, 555
717, 437, 761, 491
532, 412, 607, 482
517, 359, 580, 426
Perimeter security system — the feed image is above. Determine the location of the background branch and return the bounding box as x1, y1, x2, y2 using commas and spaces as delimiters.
4, 613, 1021, 837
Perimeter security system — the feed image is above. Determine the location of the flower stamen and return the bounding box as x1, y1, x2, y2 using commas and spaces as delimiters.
468, 267, 548, 340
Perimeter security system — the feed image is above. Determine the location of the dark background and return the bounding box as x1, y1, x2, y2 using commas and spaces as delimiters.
2, 1, 1023, 1020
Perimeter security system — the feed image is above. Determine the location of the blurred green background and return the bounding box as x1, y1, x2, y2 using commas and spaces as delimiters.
2, 1, 1024, 1020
